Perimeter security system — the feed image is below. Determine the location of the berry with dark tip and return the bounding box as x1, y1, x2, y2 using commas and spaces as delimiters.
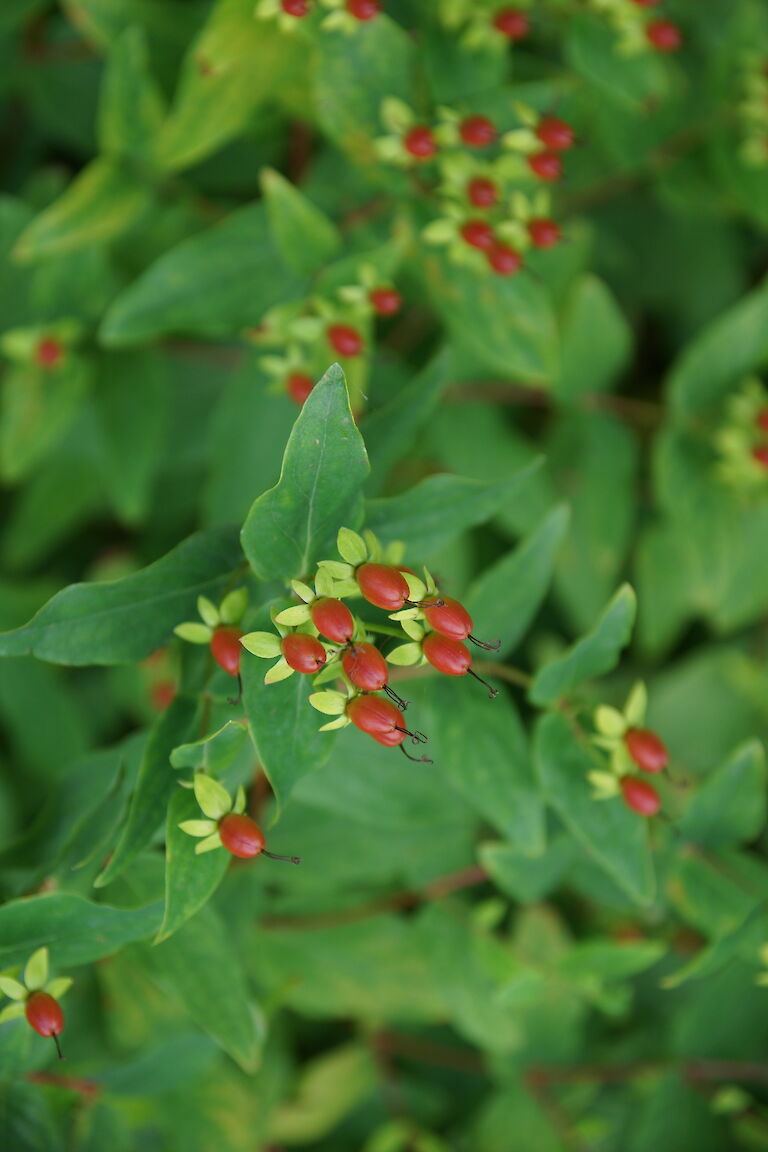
210, 627, 243, 677
625, 728, 669, 774
528, 151, 562, 181
219, 813, 266, 858
346, 695, 430, 761
461, 220, 495, 250
311, 597, 355, 644
421, 596, 500, 650
460, 115, 496, 148
342, 642, 409, 709
281, 633, 327, 674
467, 177, 498, 208
536, 116, 574, 151
422, 633, 498, 698
404, 126, 437, 159
26, 992, 64, 1059
287, 372, 314, 405
621, 776, 661, 817
356, 563, 410, 611
327, 325, 363, 357
528, 218, 561, 248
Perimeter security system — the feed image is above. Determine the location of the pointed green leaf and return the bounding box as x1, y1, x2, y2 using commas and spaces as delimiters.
261, 168, 341, 277
192, 774, 231, 821
23, 948, 48, 991
679, 742, 766, 849
157, 790, 230, 943
0, 894, 161, 968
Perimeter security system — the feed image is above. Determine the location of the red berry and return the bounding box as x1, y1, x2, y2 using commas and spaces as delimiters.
347, 693, 402, 736
342, 642, 389, 692
536, 116, 574, 151
151, 680, 176, 711
210, 627, 242, 678
219, 812, 266, 858
369, 287, 402, 316
35, 337, 63, 369
356, 563, 410, 611
467, 177, 498, 208
281, 0, 310, 14
528, 151, 562, 181
756, 409, 768, 433
752, 445, 768, 469
327, 325, 363, 358
310, 597, 355, 644
26, 992, 64, 1040
281, 633, 327, 674
461, 219, 495, 250
371, 726, 407, 748
621, 776, 661, 817
287, 372, 314, 405
423, 596, 473, 641
460, 115, 496, 148
404, 126, 437, 159
487, 243, 522, 276
346, 0, 379, 18
624, 728, 668, 774
493, 7, 529, 39
528, 218, 561, 248
422, 633, 498, 697
646, 19, 682, 52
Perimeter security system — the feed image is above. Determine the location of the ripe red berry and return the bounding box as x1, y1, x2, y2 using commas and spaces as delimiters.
287, 372, 314, 405
210, 627, 243, 677
461, 220, 495, 250
26, 992, 64, 1058
646, 19, 682, 52
624, 728, 668, 774
536, 116, 574, 151
369, 287, 402, 316
356, 563, 410, 611
422, 597, 500, 650
327, 325, 363, 358
752, 445, 768, 469
281, 633, 327, 674
422, 633, 498, 697
493, 7, 529, 39
756, 409, 768, 433
528, 218, 561, 248
460, 115, 496, 148
151, 680, 176, 711
35, 337, 63, 369
342, 642, 389, 691
281, 0, 310, 14
467, 177, 498, 208
310, 597, 355, 644
528, 151, 562, 181
346, 0, 379, 18
404, 126, 437, 160
346, 695, 429, 760
621, 776, 661, 817
219, 812, 266, 858
487, 243, 522, 276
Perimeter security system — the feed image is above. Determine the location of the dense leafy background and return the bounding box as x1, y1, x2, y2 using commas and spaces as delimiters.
1, 2, 768, 1150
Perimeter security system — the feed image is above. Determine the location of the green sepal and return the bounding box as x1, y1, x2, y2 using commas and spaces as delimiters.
193, 775, 232, 821
313, 569, 335, 598
624, 681, 647, 727
400, 618, 425, 642
174, 622, 214, 644
45, 977, 73, 1000
275, 604, 312, 626
197, 596, 220, 627
0, 976, 26, 1001
337, 526, 368, 566
24, 947, 49, 991
318, 560, 355, 579
179, 819, 218, 838
220, 587, 249, 625
402, 572, 426, 602
595, 706, 626, 738
265, 657, 294, 684
386, 643, 423, 666
195, 832, 224, 854
240, 631, 282, 658
291, 580, 315, 602
233, 786, 247, 814
319, 716, 351, 732
0, 1003, 25, 1024
309, 690, 348, 715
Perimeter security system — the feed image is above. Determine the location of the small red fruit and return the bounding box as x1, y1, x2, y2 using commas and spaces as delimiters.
756, 409, 768, 433
151, 680, 176, 711
422, 633, 498, 697
281, 633, 327, 674
487, 243, 522, 276
346, 0, 379, 17
536, 115, 574, 151
528, 151, 562, 181
646, 19, 682, 52
327, 325, 363, 357
528, 218, 561, 248
281, 0, 310, 14
493, 7, 529, 39
467, 177, 498, 208
35, 337, 63, 369
219, 812, 266, 858
404, 126, 437, 159
311, 597, 355, 644
421, 596, 499, 650
356, 563, 410, 611
369, 287, 402, 316
460, 115, 496, 148
346, 695, 429, 761
752, 445, 768, 469
461, 219, 495, 250
625, 728, 668, 774
287, 372, 314, 405
621, 776, 661, 817
210, 627, 243, 677
342, 642, 389, 692
26, 992, 64, 1058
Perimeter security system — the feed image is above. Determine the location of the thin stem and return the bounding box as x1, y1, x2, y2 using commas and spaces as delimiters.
262, 851, 301, 865
53, 1033, 63, 1060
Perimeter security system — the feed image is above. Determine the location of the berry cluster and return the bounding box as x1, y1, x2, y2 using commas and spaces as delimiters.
257, 0, 381, 33
0, 948, 71, 1059
589, 0, 682, 55
715, 377, 768, 488
251, 263, 401, 406
239, 527, 500, 761
377, 99, 574, 277
588, 683, 668, 817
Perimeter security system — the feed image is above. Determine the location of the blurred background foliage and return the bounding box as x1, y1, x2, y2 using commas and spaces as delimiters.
2, 0, 768, 1149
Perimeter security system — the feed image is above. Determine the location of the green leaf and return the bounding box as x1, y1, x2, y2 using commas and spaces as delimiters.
0, 357, 90, 483
365, 464, 539, 557
421, 247, 557, 384
147, 903, 262, 1071
98, 26, 166, 164
463, 505, 569, 658
241, 364, 369, 582
530, 584, 636, 706
96, 695, 198, 887
13, 159, 151, 263
156, 789, 230, 943
534, 712, 655, 904
260, 168, 341, 277
270, 1044, 377, 1144
0, 894, 161, 968
555, 275, 632, 401
565, 12, 669, 109
100, 203, 306, 345
170, 719, 249, 773
0, 526, 242, 664
678, 742, 766, 849
480, 837, 576, 905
